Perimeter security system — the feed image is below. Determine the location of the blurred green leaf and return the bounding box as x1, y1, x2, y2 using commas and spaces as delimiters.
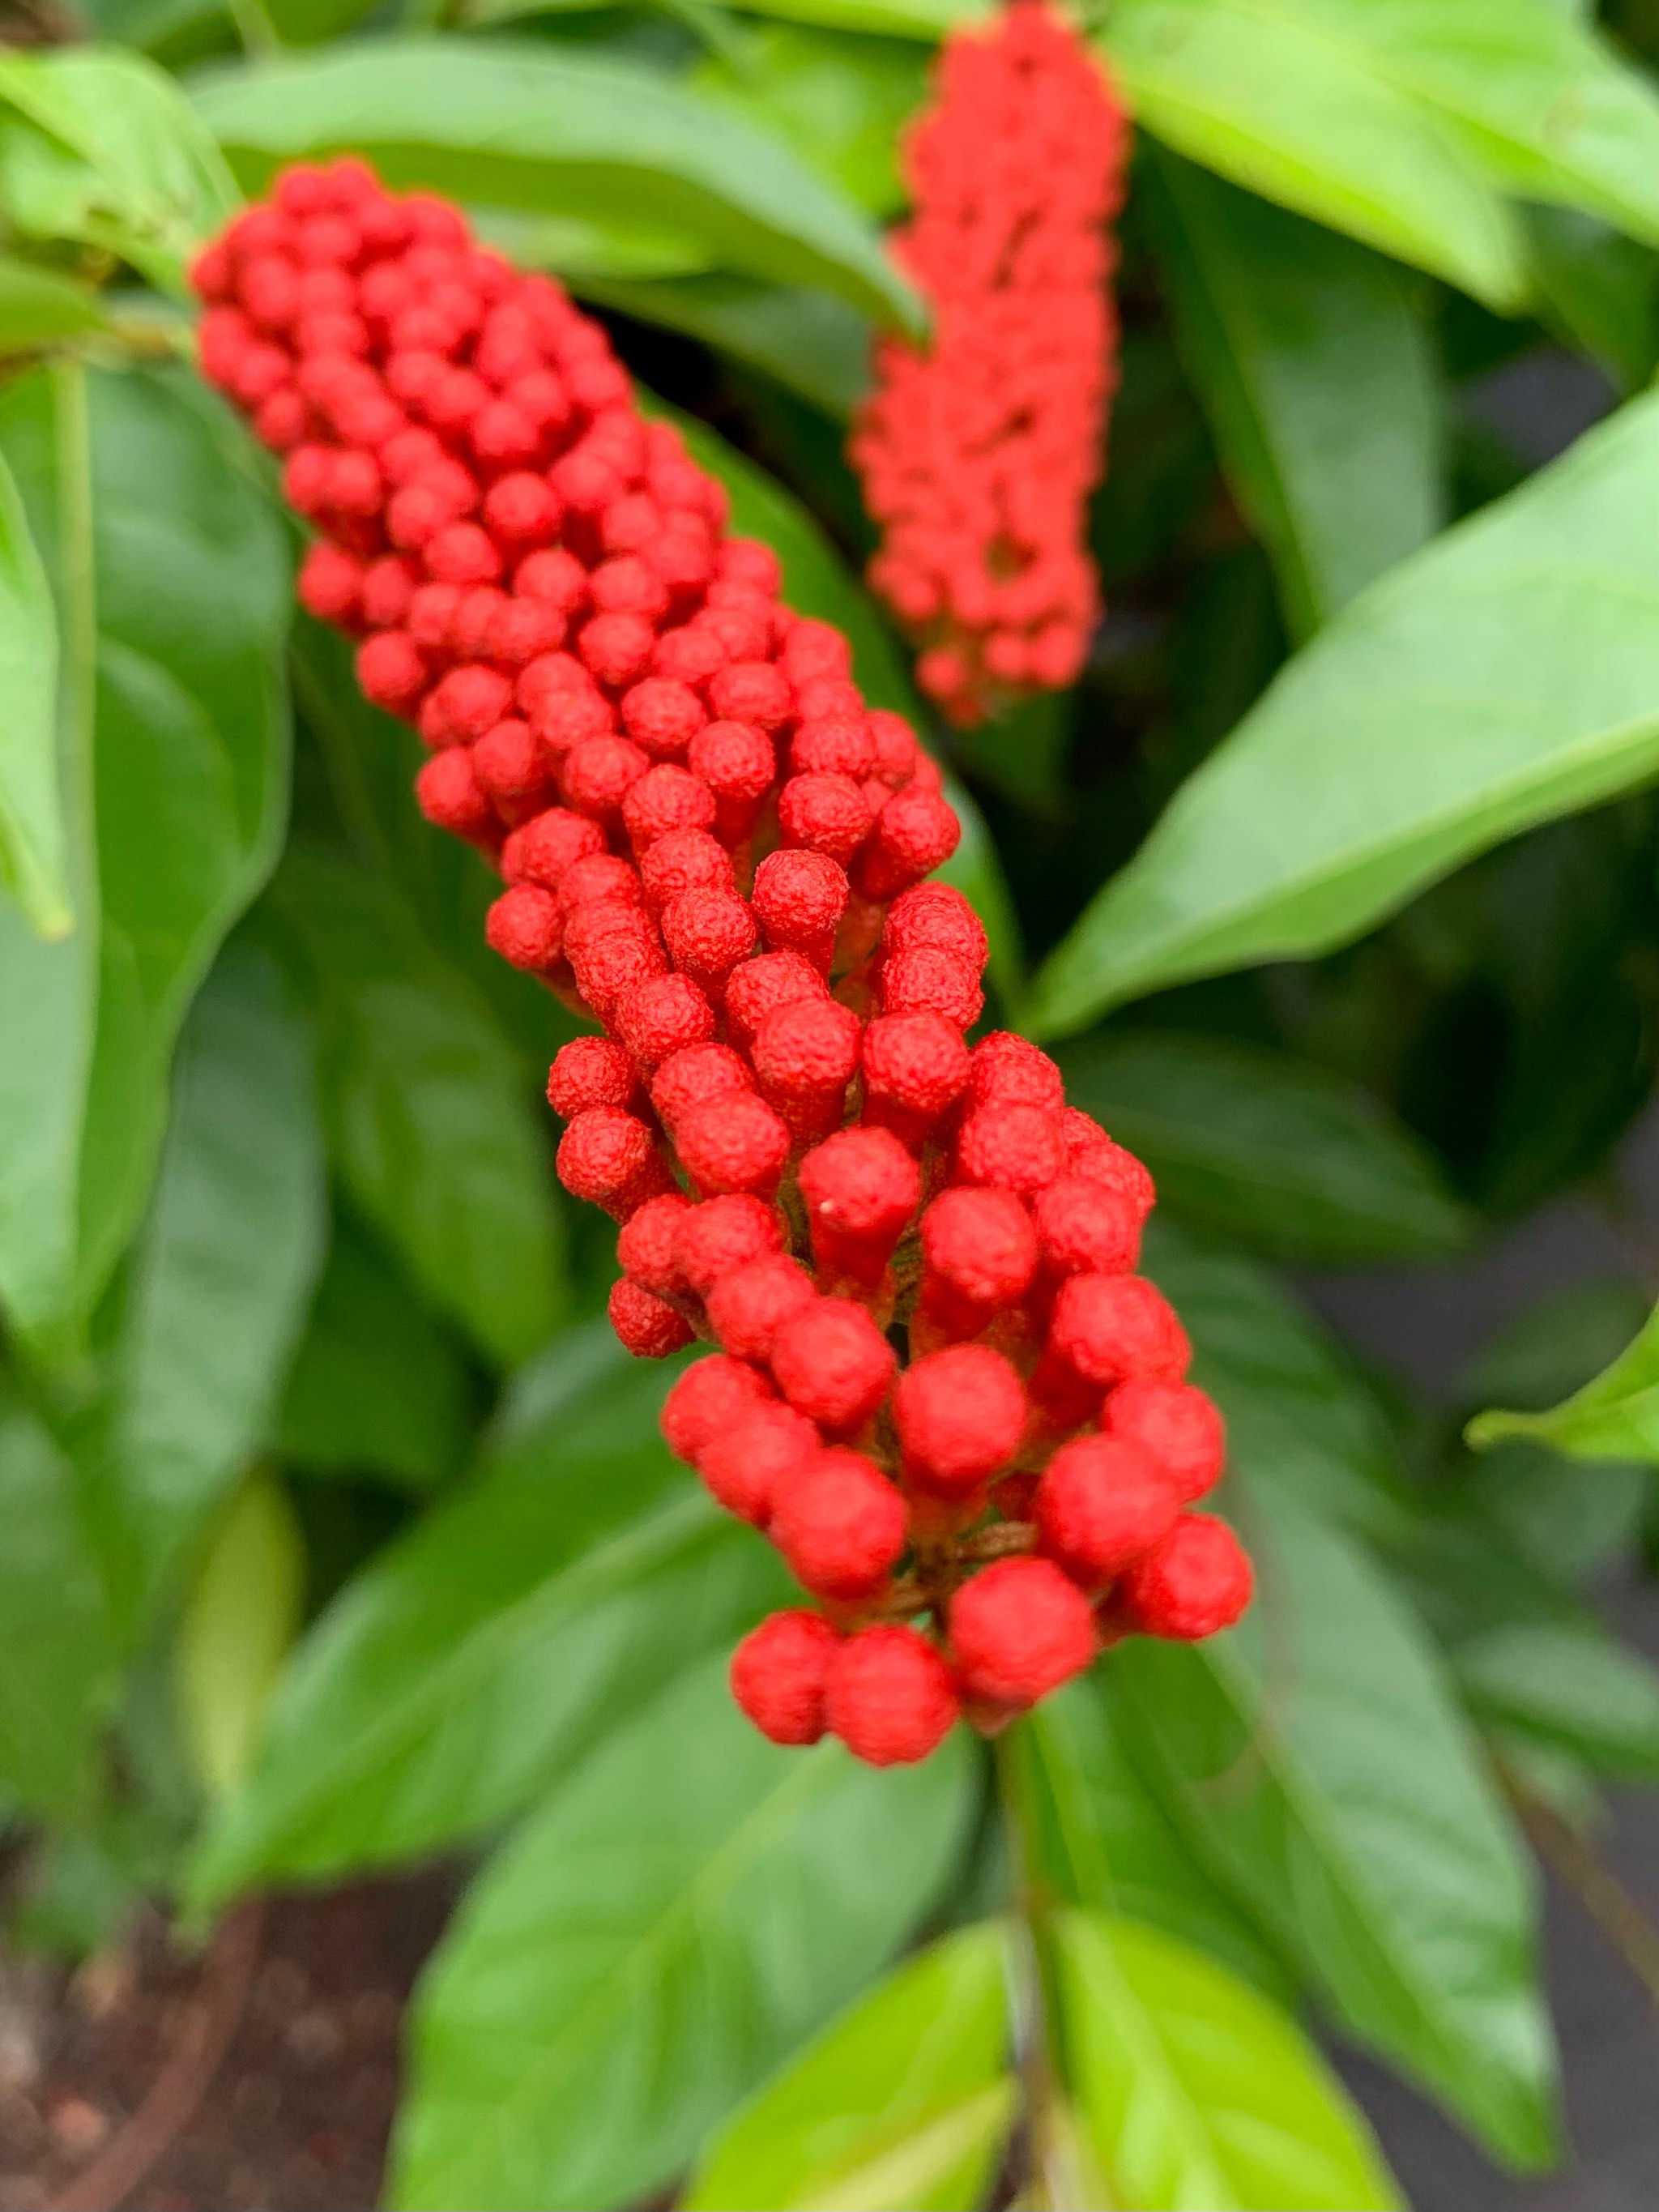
0, 47, 237, 296
1060, 1031, 1469, 1264
684, 1924, 1013, 2212
1027, 391, 1659, 1038
191, 40, 920, 331
1142, 1219, 1411, 1543
79, 937, 325, 1642
1469, 1290, 1659, 1461
389, 1660, 975, 2212
1053, 1910, 1402, 2210
1528, 207, 1659, 391
692, 22, 928, 216
0, 257, 110, 354
723, 0, 977, 32
1145, 152, 1443, 639
0, 437, 67, 937
176, 1470, 305, 1802
0, 1393, 116, 1821
0, 365, 291, 1350
582, 272, 871, 417
276, 1213, 475, 1492
270, 845, 564, 1370
186, 1330, 787, 1910
1113, 1483, 1558, 2169
475, 203, 719, 284
1453, 1621, 1659, 1783
1012, 1680, 1293, 2001
658, 398, 1024, 998
262, 0, 380, 45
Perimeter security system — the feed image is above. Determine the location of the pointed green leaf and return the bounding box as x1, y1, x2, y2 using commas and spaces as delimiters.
1028, 391, 1659, 1038
176, 1470, 305, 1802
1060, 1031, 1469, 1264
190, 41, 919, 332
186, 1330, 788, 1911
684, 1924, 1013, 2212
579, 273, 871, 419
1111, 1484, 1558, 2169
1469, 1291, 1659, 1462
389, 1662, 975, 2212
1145, 152, 1443, 639
79, 937, 325, 1641
0, 435, 67, 936
1053, 1911, 1401, 2211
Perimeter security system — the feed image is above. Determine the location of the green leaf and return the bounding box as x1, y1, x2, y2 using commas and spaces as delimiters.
176, 1470, 305, 1803
269, 844, 564, 1370
1145, 152, 1443, 640
1026, 390, 1659, 1038
657, 399, 1024, 999
275, 1211, 476, 1492
1053, 1910, 1402, 2211
1011, 1681, 1294, 2002
684, 1924, 1013, 2212
1141, 1219, 1410, 1544
0, 365, 293, 1350
1111, 1483, 1558, 2168
0, 1391, 116, 1821
1099, 2, 1526, 308
1469, 1289, 1659, 1461
0, 47, 237, 295
190, 40, 919, 332
578, 272, 871, 418
0, 255, 109, 352
388, 1661, 975, 2212
1527, 206, 1659, 391
718, 0, 979, 34
1060, 1031, 1469, 1264
79, 937, 325, 1642
1452, 1621, 1659, 1783
0, 436, 67, 937
186, 1330, 787, 1911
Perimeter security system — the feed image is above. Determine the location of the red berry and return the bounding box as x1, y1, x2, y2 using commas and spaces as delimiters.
860, 1013, 971, 1144
885, 881, 987, 970
1047, 1273, 1191, 1390
770, 1298, 898, 1433
706, 1253, 818, 1364
608, 1276, 694, 1358
881, 946, 983, 1031
1034, 1433, 1181, 1586
724, 951, 829, 1054
672, 1192, 783, 1299
661, 1353, 774, 1464
699, 1400, 821, 1527
968, 1033, 1064, 1113
616, 1190, 693, 1297
1033, 1174, 1142, 1277
1102, 1379, 1226, 1503
676, 1091, 791, 1198
1118, 1514, 1253, 1639
502, 806, 606, 890
769, 1446, 907, 1600
954, 1103, 1064, 1196
949, 1557, 1097, 1707
615, 972, 716, 1072
730, 1610, 840, 1744
893, 1345, 1026, 1496
651, 1043, 754, 1135
751, 847, 848, 971
795, 1125, 919, 1282
556, 1106, 664, 1219
485, 884, 563, 972
919, 1186, 1038, 1326
825, 1628, 958, 1766
548, 1036, 639, 1119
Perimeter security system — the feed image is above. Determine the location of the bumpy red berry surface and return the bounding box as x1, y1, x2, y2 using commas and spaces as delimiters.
194, 160, 1247, 1771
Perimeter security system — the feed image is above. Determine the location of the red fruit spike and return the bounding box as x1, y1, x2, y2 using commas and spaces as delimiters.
825, 1627, 958, 1766
968, 1033, 1064, 1113
730, 1609, 840, 1744
708, 659, 791, 730
700, 1402, 822, 1529
919, 1185, 1039, 1336
556, 854, 643, 920
791, 714, 876, 782
662, 1353, 775, 1465
356, 631, 427, 716
687, 720, 775, 831
1034, 1433, 1182, 1586
770, 1297, 898, 1434
706, 1253, 818, 1364
472, 719, 553, 822
1047, 1273, 1191, 1391
855, 784, 961, 900
949, 1557, 1098, 1708
778, 771, 873, 866
660, 886, 758, 997
616, 1190, 694, 1297
608, 1275, 694, 1358
893, 1344, 1026, 1497
621, 677, 706, 762
1116, 1514, 1254, 1640
622, 763, 716, 853
672, 1190, 783, 1300
769, 1445, 907, 1601
675, 1091, 791, 1198
298, 543, 364, 629
1102, 1378, 1226, 1504
780, 616, 852, 690
1067, 1128, 1158, 1225
752, 998, 861, 1121
885, 881, 988, 970
561, 732, 650, 821
415, 747, 497, 850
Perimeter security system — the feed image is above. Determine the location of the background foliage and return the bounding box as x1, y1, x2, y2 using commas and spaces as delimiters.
1, 0, 1658, 2204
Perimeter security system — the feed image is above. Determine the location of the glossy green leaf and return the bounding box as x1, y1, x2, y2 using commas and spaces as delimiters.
1027, 390, 1659, 1038
186, 1330, 787, 1911
0, 1393, 116, 1821
1469, 1289, 1659, 1462
275, 1212, 475, 1492
658, 399, 1023, 998
0, 47, 237, 295
0, 365, 292, 1349
684, 1924, 1013, 2212
1060, 1031, 1469, 1264
190, 41, 919, 332
1145, 152, 1442, 639
389, 1661, 975, 2212
0, 256, 109, 353
1141, 1219, 1410, 1544
269, 845, 563, 1371
79, 938, 325, 1642
0, 437, 67, 936
1452, 1621, 1659, 1783
1111, 1483, 1558, 2168
176, 1471, 305, 1803
1053, 1910, 1401, 2211
580, 272, 871, 418
1011, 1680, 1293, 2001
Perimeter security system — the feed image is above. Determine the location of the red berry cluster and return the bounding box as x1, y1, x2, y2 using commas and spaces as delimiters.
850, 0, 1128, 726
191, 161, 1249, 1769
